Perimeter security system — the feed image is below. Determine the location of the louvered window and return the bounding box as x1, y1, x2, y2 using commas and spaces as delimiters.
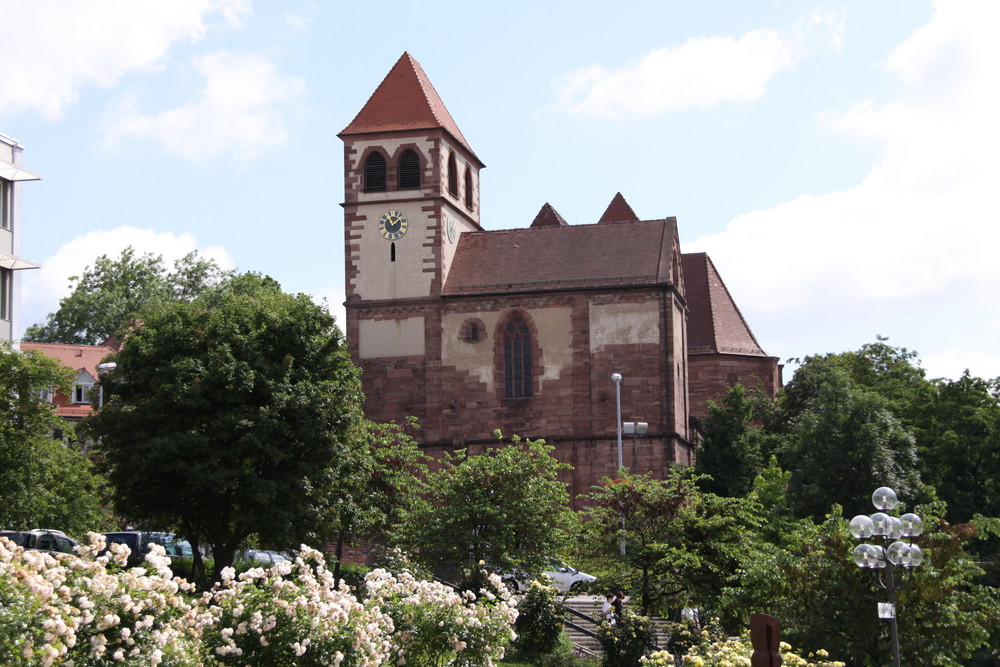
504, 316, 532, 397
364, 152, 387, 192
464, 168, 473, 209
398, 150, 420, 189
447, 153, 458, 197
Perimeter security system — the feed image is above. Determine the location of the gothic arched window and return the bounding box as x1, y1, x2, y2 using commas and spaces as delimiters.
503, 316, 532, 398
447, 153, 458, 197
398, 149, 420, 189
364, 152, 387, 192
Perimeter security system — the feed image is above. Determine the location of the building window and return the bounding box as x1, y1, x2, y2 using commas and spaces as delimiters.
461, 318, 486, 343
74, 382, 93, 404
36, 386, 53, 403
464, 168, 473, 209
503, 316, 532, 397
364, 152, 387, 192
447, 153, 458, 197
0, 269, 10, 320
0, 179, 10, 230
398, 149, 420, 189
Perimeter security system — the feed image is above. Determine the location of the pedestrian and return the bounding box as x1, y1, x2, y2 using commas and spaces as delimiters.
601, 593, 616, 624
612, 590, 625, 620
681, 599, 700, 631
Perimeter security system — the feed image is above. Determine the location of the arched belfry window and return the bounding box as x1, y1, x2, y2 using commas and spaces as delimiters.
398, 149, 420, 189
464, 168, 473, 209
364, 152, 387, 192
447, 153, 458, 197
503, 315, 533, 398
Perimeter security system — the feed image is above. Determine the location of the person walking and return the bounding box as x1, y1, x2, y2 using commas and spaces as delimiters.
612, 590, 625, 621
601, 593, 616, 625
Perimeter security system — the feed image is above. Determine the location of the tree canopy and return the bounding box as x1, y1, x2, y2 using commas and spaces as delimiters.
394, 434, 574, 578
87, 273, 363, 581
24, 247, 231, 345
0, 342, 112, 536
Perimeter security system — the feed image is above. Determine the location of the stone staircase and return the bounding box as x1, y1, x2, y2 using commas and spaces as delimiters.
560, 596, 675, 658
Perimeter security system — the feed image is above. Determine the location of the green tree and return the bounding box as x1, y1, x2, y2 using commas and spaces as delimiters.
0, 342, 112, 536
323, 418, 428, 585
87, 273, 363, 582
395, 434, 574, 578
579, 467, 757, 617
24, 247, 230, 344
777, 360, 921, 519
695, 384, 776, 497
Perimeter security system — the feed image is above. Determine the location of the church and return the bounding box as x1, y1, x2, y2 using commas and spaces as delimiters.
339, 53, 780, 501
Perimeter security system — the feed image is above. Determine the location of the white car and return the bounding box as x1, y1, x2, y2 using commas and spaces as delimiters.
502, 559, 596, 593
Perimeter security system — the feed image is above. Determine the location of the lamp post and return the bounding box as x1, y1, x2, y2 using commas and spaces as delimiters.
622, 421, 647, 470
611, 373, 623, 471
610, 373, 625, 555
850, 487, 924, 667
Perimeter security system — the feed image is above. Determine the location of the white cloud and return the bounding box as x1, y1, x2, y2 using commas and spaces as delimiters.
104, 50, 306, 161
0, 0, 249, 120
551, 10, 844, 118
20, 226, 235, 334
688, 0, 1000, 380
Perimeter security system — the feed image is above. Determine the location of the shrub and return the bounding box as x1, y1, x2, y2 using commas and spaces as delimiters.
512, 579, 565, 659
597, 608, 656, 667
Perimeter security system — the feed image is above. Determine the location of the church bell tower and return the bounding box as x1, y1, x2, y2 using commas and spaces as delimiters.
338, 53, 483, 422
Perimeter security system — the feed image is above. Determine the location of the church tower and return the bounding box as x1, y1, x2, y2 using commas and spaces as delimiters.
339, 53, 483, 432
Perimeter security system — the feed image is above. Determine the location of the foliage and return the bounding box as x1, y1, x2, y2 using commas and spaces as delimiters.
0, 342, 112, 536
0, 535, 519, 666
24, 247, 231, 345
323, 418, 428, 584
695, 384, 776, 497
721, 496, 999, 665
511, 579, 565, 660
396, 433, 574, 576
643, 617, 845, 666
776, 359, 921, 519
579, 468, 758, 617
596, 608, 656, 667
88, 273, 364, 583
367, 567, 518, 666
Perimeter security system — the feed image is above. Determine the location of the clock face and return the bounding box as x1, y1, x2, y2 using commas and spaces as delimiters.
446, 214, 457, 244
378, 210, 408, 240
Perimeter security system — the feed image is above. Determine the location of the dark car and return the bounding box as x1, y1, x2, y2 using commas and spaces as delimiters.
0, 529, 78, 555
102, 531, 195, 564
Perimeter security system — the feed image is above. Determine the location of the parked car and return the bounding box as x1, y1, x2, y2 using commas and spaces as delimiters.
501, 559, 596, 593
102, 531, 195, 564
0, 529, 78, 555
236, 549, 291, 565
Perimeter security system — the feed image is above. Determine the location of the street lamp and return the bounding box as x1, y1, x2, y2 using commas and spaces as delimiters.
622, 421, 647, 470
610, 373, 625, 555
850, 487, 924, 667
611, 373, 623, 470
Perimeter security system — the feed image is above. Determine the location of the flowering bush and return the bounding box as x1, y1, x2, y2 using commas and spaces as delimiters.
0, 536, 518, 666
597, 608, 656, 667
641, 617, 845, 667
367, 566, 518, 666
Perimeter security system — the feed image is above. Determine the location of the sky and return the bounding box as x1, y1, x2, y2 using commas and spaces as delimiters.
2, 0, 998, 382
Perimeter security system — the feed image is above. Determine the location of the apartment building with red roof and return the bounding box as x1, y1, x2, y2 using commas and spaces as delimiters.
340, 53, 780, 501
20, 341, 116, 420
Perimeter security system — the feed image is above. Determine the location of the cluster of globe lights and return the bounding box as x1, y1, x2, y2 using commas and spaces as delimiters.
849, 487, 924, 569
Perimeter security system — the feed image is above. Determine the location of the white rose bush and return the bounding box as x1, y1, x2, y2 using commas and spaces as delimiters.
0, 536, 518, 666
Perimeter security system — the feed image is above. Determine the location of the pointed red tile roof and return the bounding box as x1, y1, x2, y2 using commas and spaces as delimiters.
340, 52, 480, 164
530, 203, 569, 228
444, 219, 678, 295
681, 253, 768, 356
598, 193, 639, 224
